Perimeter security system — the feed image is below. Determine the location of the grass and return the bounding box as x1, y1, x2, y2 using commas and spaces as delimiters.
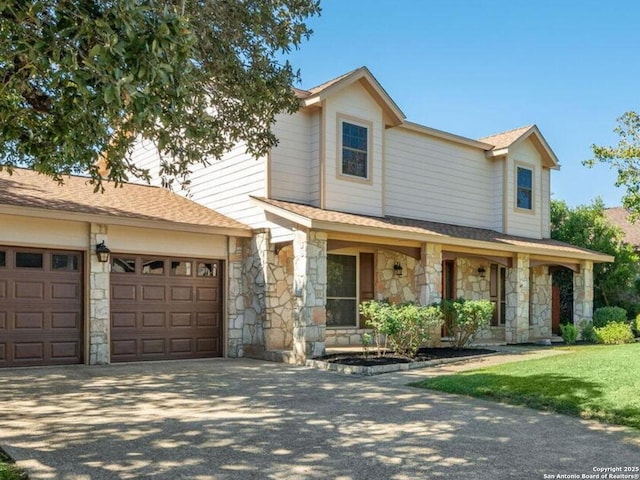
0, 448, 26, 480
413, 343, 640, 429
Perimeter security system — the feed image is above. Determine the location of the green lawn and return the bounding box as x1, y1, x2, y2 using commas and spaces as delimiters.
0, 461, 24, 480
414, 343, 640, 429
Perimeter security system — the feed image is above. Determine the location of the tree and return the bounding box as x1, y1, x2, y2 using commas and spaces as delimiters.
587, 111, 640, 219
0, 0, 320, 189
551, 198, 639, 313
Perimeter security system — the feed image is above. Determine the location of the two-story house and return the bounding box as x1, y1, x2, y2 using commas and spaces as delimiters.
0, 67, 611, 367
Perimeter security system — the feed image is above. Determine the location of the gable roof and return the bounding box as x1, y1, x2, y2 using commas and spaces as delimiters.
252, 197, 611, 263
604, 207, 640, 247
481, 124, 560, 169
0, 168, 252, 236
298, 66, 405, 127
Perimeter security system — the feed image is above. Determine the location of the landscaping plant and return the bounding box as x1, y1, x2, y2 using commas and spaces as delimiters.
560, 323, 578, 344
594, 322, 635, 345
634, 314, 640, 337
359, 300, 443, 358
593, 306, 627, 328
447, 299, 493, 349
579, 321, 597, 343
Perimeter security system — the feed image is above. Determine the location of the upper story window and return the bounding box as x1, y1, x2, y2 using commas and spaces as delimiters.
516, 166, 533, 210
341, 121, 369, 179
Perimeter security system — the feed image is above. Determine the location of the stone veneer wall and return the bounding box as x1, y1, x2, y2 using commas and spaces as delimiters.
241, 231, 268, 357
292, 230, 327, 362
88, 223, 110, 364
453, 257, 505, 342
573, 260, 594, 326
264, 245, 294, 351
505, 254, 530, 344
529, 266, 552, 338
226, 236, 246, 357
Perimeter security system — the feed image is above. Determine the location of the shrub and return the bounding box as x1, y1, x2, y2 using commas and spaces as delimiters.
594, 322, 635, 345
449, 299, 493, 349
359, 300, 443, 358
439, 298, 464, 337
560, 323, 578, 345
593, 306, 627, 328
579, 321, 597, 343
634, 314, 640, 337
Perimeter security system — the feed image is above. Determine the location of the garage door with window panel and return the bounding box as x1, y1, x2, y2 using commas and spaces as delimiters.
0, 246, 83, 367
110, 256, 223, 362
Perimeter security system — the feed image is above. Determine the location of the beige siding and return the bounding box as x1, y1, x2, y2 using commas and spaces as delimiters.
108, 225, 227, 258
129, 138, 163, 186
130, 137, 269, 228
541, 168, 551, 238
0, 214, 89, 249
505, 140, 544, 239
323, 83, 384, 217
492, 159, 505, 232
309, 110, 321, 207
385, 128, 494, 228
270, 111, 312, 203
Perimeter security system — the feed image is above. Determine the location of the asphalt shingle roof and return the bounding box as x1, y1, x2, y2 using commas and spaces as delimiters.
0, 168, 250, 231
255, 197, 610, 261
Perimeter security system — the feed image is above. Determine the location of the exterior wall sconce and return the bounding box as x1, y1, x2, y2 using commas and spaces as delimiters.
393, 262, 403, 277
96, 241, 111, 263
477, 266, 487, 278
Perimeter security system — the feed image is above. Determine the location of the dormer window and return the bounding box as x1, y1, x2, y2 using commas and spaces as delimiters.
516, 166, 533, 210
340, 119, 370, 180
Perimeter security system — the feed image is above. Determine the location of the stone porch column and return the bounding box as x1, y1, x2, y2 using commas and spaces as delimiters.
417, 243, 442, 305
292, 229, 327, 363
505, 253, 530, 343
573, 260, 594, 327
89, 224, 110, 364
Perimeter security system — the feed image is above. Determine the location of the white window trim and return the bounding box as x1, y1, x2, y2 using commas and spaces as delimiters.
515, 163, 536, 214
336, 114, 373, 185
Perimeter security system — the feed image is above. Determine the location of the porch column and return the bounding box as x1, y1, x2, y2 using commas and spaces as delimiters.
417, 243, 442, 305
227, 236, 246, 357
89, 224, 110, 364
530, 266, 553, 338
292, 229, 327, 363
573, 261, 594, 326
505, 253, 530, 343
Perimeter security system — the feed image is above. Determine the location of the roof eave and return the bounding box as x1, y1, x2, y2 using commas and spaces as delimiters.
0, 204, 253, 237
301, 67, 405, 126
400, 122, 494, 150
252, 198, 612, 263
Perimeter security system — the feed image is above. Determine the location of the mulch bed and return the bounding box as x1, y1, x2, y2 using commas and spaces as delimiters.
317, 347, 496, 367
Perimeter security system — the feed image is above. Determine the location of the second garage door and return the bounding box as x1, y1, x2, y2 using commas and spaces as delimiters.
110, 255, 223, 362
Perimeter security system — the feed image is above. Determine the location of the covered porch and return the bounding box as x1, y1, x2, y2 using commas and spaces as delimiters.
239, 198, 611, 363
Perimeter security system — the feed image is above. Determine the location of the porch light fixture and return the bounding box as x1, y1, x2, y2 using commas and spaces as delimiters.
95, 241, 111, 263
477, 266, 487, 278
393, 262, 403, 277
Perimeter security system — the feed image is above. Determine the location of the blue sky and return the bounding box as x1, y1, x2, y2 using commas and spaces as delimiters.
285, 0, 640, 207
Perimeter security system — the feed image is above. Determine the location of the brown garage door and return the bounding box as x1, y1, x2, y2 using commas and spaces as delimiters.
0, 246, 83, 367
110, 255, 223, 362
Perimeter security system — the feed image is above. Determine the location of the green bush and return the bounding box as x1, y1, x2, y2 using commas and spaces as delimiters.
0, 462, 26, 480
579, 321, 597, 343
448, 299, 493, 349
593, 306, 627, 328
560, 323, 578, 344
594, 322, 635, 345
359, 300, 443, 358
634, 314, 640, 337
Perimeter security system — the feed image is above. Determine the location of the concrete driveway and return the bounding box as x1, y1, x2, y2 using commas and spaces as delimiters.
0, 358, 638, 480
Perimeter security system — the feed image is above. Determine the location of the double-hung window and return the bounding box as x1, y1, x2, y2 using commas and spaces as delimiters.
516, 166, 533, 210
341, 121, 369, 179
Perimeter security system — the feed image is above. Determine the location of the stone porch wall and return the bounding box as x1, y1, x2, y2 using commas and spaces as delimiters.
530, 266, 552, 338
88, 223, 110, 364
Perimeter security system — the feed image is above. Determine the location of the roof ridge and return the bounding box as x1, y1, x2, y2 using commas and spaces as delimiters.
478, 124, 535, 141
306, 66, 365, 93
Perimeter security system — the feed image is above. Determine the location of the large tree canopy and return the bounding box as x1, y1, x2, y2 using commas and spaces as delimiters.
551, 198, 639, 313
0, 0, 320, 188
587, 111, 640, 218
